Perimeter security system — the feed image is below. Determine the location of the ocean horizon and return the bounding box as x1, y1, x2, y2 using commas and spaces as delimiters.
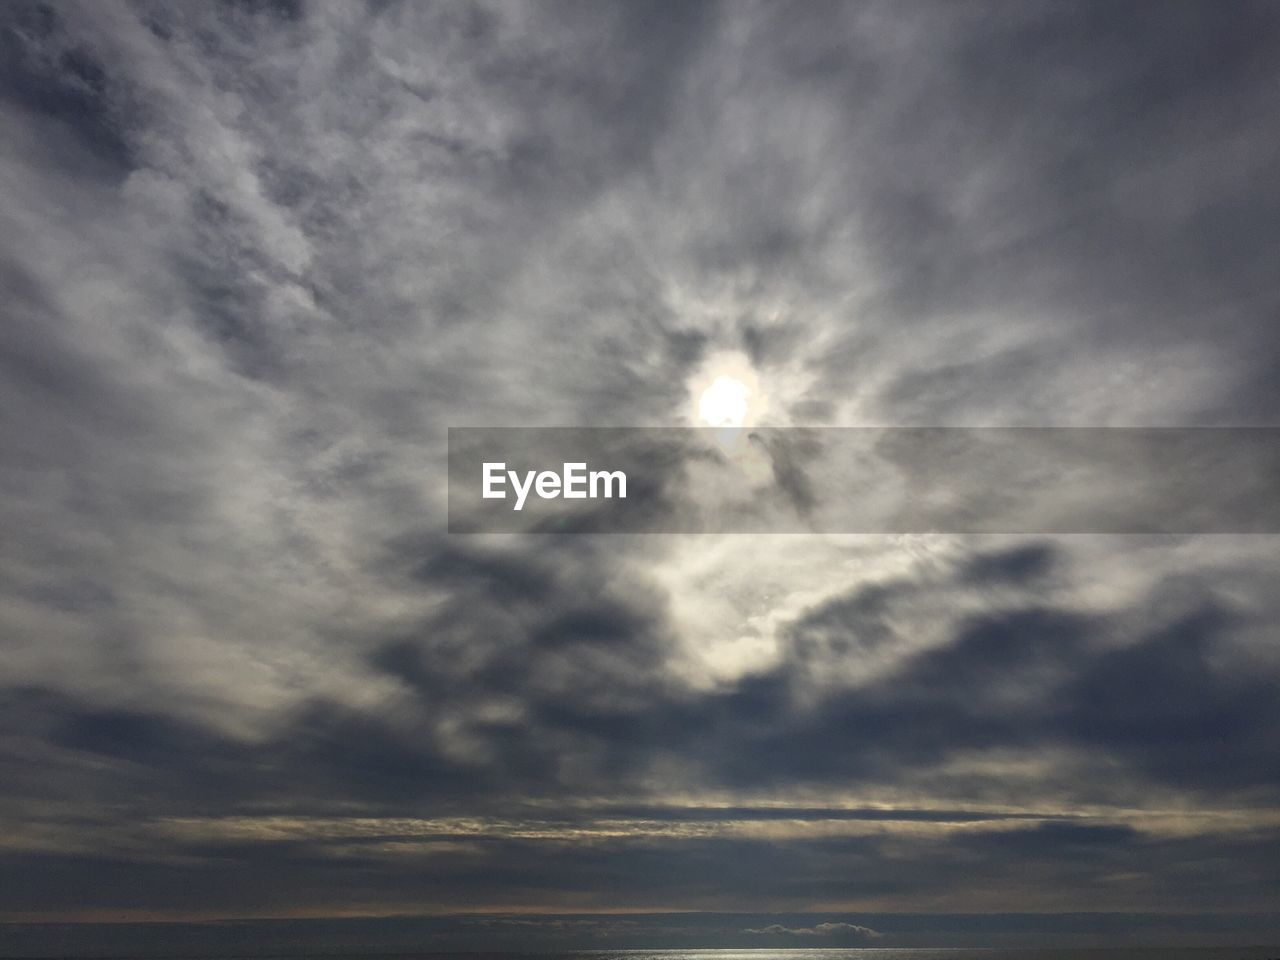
6, 947, 1280, 960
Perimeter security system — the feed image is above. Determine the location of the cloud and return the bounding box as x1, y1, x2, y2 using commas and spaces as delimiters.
1, 0, 1280, 928
745, 921, 882, 939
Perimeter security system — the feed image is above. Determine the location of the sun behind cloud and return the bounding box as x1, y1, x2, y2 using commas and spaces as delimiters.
689, 351, 767, 427
698, 375, 749, 426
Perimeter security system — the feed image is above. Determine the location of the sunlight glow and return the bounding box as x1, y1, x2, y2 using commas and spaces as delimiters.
698, 376, 750, 427
688, 351, 766, 428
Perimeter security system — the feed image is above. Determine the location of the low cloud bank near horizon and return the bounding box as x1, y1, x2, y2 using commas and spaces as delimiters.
745, 921, 883, 939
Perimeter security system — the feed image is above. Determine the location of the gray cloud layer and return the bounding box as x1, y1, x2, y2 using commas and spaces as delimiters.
1, 0, 1279, 939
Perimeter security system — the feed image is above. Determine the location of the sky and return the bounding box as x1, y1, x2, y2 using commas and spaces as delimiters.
1, 0, 1280, 952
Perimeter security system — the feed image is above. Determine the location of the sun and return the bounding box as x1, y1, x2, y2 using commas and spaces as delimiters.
698, 375, 750, 427
688, 351, 765, 427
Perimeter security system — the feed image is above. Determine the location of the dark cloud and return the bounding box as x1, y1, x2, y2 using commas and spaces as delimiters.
748, 429, 821, 519
700, 587, 1280, 797
1060, 604, 1280, 790
960, 543, 1057, 585
0, 4, 135, 176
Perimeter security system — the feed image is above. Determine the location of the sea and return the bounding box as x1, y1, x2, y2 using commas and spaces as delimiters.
122, 950, 1280, 960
